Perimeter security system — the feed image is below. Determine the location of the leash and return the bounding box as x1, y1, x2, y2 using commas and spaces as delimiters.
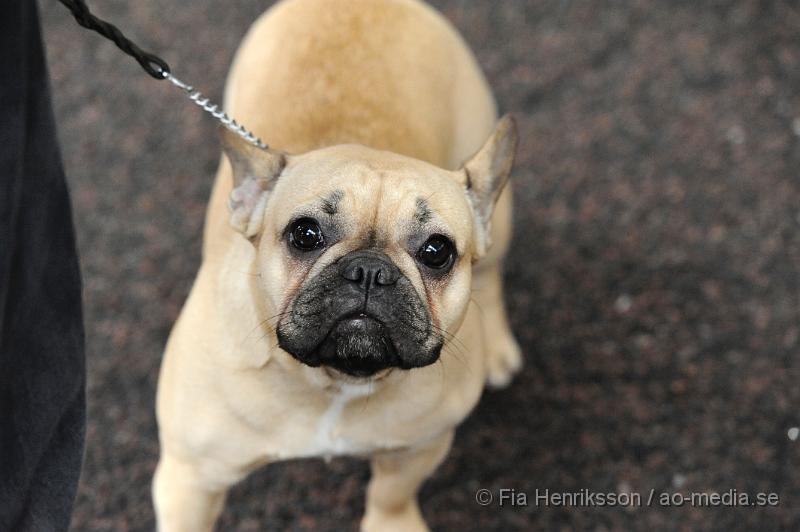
56, 0, 269, 150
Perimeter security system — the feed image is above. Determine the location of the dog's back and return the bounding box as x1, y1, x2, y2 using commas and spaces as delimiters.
204, 0, 500, 257
225, 0, 495, 164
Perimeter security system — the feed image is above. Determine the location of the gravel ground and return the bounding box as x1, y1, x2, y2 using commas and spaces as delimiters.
40, 0, 800, 530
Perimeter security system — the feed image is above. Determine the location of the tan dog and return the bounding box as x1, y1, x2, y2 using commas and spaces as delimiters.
153, 0, 521, 530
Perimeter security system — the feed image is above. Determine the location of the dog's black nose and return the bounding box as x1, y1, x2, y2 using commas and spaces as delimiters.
338, 250, 400, 290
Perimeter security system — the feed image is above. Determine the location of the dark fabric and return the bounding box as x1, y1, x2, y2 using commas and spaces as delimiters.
0, 1, 86, 531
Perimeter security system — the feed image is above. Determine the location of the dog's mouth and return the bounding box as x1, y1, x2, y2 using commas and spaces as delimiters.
314, 313, 401, 377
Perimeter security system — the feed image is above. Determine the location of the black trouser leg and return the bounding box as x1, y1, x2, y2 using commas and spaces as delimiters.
0, 1, 86, 530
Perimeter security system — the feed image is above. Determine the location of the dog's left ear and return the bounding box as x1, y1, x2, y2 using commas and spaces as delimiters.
459, 114, 518, 258
220, 127, 286, 241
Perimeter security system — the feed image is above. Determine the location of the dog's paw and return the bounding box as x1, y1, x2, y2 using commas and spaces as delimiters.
485, 333, 523, 389
361, 504, 428, 532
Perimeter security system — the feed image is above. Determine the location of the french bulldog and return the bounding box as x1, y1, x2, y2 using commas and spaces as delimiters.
153, 0, 522, 530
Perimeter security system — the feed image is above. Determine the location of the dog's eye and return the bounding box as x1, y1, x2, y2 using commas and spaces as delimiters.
288, 218, 325, 251
417, 234, 455, 270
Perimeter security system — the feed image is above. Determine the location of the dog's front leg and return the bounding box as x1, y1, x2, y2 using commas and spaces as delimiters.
361, 430, 454, 532
152, 451, 233, 532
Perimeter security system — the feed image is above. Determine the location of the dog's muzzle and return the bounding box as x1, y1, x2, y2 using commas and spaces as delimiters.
276, 250, 441, 377
316, 251, 399, 375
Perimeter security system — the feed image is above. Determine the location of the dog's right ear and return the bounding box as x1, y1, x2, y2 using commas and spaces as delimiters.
457, 115, 518, 259
220, 127, 286, 241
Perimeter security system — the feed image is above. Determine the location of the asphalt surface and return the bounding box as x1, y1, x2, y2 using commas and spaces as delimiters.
40, 0, 800, 530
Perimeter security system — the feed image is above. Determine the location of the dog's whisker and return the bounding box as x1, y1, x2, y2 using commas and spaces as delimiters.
232, 270, 262, 277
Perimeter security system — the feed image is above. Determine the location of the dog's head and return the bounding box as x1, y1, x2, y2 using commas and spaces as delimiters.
221, 116, 517, 378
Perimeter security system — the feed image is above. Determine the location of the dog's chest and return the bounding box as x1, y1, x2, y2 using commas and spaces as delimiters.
305, 383, 370, 457
274, 382, 403, 460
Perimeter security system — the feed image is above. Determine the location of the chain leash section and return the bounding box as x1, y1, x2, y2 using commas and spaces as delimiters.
162, 73, 268, 150
58, 0, 269, 150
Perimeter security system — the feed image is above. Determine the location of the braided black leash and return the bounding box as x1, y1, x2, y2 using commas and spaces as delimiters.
57, 0, 268, 149
57, 0, 169, 78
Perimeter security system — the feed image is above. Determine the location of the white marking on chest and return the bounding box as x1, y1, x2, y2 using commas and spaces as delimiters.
307, 383, 373, 459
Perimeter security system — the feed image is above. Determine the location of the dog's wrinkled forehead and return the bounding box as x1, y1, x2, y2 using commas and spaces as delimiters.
268, 145, 471, 247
